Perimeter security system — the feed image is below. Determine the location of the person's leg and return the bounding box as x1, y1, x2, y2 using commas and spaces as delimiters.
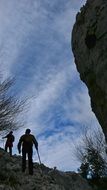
28, 149, 33, 175
22, 149, 26, 172
9, 146, 12, 156
5, 144, 8, 152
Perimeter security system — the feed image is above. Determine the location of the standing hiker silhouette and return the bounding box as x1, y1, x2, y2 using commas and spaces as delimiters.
2, 131, 15, 156
17, 129, 38, 175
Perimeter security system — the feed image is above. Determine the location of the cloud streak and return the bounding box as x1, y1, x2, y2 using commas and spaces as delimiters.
0, 0, 100, 171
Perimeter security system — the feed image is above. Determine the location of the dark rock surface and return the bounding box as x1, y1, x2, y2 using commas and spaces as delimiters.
72, 0, 107, 136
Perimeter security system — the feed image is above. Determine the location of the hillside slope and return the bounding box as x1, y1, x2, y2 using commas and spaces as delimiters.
0, 148, 92, 190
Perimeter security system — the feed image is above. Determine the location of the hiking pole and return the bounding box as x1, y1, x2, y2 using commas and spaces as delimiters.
36, 148, 43, 176
36, 148, 42, 165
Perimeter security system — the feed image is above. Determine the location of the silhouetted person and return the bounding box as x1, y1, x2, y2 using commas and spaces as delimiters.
2, 131, 15, 156
17, 129, 38, 175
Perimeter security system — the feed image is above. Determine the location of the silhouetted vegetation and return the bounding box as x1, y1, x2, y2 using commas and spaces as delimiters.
88, 177, 107, 190
75, 127, 107, 179
0, 78, 26, 132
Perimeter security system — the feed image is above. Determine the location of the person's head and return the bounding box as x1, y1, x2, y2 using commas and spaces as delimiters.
25, 129, 31, 134
9, 131, 13, 135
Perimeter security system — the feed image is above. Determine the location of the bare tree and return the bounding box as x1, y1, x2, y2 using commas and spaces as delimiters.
0, 78, 26, 132
74, 127, 107, 178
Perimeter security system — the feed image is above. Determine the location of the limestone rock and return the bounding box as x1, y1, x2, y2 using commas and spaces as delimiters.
72, 0, 107, 136
0, 148, 92, 190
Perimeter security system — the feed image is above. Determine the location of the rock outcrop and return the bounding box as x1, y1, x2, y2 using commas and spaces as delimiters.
72, 0, 107, 136
0, 148, 92, 190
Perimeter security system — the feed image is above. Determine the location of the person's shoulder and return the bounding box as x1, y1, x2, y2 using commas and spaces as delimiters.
30, 134, 35, 138
30, 134, 34, 137
20, 134, 26, 139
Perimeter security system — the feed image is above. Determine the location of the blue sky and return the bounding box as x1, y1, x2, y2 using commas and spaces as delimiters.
0, 0, 100, 171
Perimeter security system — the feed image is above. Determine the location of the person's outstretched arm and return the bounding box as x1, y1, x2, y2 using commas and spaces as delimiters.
2, 135, 8, 139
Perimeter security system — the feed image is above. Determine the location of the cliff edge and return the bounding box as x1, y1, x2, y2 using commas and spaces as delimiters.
72, 0, 107, 136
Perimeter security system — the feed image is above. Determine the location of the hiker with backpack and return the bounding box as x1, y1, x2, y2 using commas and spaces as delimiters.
2, 131, 15, 156
17, 128, 38, 175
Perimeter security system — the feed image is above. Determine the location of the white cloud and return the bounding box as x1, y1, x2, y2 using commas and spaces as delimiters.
21, 63, 75, 121
0, 0, 49, 78
0, 0, 100, 172
63, 89, 96, 124
36, 131, 81, 171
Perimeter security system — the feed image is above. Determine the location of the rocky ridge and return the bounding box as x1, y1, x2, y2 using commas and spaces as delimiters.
0, 148, 92, 190
72, 0, 107, 136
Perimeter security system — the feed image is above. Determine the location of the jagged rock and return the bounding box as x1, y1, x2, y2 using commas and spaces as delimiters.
0, 148, 92, 190
72, 0, 107, 136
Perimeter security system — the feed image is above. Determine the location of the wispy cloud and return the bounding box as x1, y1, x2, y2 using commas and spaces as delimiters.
0, 0, 100, 171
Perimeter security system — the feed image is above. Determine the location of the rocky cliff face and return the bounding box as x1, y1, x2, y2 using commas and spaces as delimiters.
0, 148, 92, 190
72, 0, 107, 137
